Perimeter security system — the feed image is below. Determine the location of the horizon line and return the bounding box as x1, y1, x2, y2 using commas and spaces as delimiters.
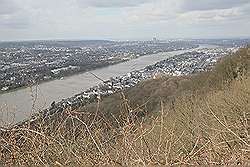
1, 37, 250, 43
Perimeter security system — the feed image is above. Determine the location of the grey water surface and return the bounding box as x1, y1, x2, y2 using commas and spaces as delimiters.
0, 44, 217, 123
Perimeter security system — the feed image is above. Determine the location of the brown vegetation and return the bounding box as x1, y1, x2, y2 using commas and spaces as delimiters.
0, 47, 249, 166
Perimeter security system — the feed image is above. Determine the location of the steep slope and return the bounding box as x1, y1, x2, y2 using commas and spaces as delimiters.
0, 47, 249, 166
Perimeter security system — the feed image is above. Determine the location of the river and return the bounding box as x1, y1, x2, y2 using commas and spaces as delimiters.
0, 44, 217, 123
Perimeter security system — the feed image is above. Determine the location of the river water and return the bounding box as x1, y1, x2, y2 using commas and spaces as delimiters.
0, 44, 217, 123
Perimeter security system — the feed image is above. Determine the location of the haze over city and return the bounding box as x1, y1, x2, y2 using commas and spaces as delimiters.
1, 0, 250, 41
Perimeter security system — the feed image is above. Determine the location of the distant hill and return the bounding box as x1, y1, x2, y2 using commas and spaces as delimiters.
0, 40, 115, 48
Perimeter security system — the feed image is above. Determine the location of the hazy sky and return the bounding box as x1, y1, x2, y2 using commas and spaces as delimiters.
1, 0, 250, 41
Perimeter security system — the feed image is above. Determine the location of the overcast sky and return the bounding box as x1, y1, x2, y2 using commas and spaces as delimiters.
0, 0, 250, 41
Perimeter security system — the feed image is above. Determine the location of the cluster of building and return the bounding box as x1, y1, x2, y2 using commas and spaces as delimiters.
41, 47, 237, 119
0, 40, 197, 92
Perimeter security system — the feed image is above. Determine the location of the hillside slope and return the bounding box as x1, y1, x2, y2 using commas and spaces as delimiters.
0, 47, 250, 166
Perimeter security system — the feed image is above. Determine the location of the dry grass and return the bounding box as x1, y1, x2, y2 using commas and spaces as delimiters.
0, 47, 250, 166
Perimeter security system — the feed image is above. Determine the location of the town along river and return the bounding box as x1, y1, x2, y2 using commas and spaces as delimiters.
0, 44, 217, 123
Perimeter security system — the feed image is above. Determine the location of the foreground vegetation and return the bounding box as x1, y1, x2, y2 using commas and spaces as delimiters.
0, 47, 250, 166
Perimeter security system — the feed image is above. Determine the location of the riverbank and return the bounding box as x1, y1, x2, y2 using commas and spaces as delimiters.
1, 46, 204, 123
0, 45, 199, 94
0, 59, 128, 95
1, 45, 232, 126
